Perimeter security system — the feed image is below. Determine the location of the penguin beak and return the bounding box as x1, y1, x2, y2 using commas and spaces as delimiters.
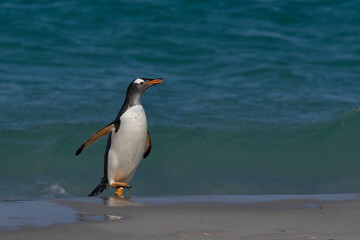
146, 78, 163, 85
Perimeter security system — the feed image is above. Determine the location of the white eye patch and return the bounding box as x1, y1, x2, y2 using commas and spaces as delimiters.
134, 78, 145, 85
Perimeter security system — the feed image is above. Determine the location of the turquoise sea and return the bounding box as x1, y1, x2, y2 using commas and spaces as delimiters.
0, 0, 359, 199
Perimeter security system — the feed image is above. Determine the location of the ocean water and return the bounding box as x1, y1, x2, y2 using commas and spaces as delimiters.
0, 0, 360, 199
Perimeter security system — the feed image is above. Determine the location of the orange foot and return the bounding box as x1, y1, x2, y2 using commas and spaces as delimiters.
111, 182, 132, 189
115, 187, 124, 197
111, 182, 132, 197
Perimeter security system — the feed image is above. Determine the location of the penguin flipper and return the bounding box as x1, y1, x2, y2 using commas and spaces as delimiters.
143, 131, 152, 158
75, 122, 115, 156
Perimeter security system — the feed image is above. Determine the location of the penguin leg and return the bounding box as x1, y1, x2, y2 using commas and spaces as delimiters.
111, 182, 132, 197
111, 182, 132, 189
115, 187, 124, 197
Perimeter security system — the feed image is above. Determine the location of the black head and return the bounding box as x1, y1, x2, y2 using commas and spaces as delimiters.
124, 78, 163, 107
127, 78, 163, 95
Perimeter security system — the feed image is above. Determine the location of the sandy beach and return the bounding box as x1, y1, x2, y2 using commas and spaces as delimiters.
1, 194, 359, 240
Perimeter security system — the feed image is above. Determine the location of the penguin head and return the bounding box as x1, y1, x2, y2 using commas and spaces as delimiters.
127, 78, 163, 96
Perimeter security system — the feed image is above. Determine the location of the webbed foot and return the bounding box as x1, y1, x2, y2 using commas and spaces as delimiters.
111, 182, 132, 189
115, 187, 124, 197
111, 182, 132, 197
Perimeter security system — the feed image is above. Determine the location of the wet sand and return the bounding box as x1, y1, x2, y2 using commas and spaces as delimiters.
1, 194, 359, 240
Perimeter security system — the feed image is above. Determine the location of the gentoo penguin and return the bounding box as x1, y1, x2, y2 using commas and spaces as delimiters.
75, 78, 163, 197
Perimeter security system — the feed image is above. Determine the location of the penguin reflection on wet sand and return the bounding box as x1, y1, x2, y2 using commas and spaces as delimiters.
75, 78, 163, 197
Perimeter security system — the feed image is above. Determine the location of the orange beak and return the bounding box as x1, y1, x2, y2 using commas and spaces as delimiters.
146, 78, 163, 85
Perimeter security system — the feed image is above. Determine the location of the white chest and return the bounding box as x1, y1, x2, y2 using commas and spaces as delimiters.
120, 105, 147, 128
107, 105, 148, 183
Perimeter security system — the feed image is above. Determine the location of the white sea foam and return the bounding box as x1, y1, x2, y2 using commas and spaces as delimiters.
46, 184, 66, 196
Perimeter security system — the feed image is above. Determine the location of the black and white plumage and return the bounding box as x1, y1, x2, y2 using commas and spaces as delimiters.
75, 78, 163, 197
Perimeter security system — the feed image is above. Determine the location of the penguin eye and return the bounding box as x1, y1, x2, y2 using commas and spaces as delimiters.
134, 78, 146, 85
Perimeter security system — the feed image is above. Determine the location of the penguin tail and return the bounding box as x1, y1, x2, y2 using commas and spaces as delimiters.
88, 178, 108, 197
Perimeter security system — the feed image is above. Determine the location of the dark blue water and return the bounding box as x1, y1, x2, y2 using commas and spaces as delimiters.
0, 0, 359, 199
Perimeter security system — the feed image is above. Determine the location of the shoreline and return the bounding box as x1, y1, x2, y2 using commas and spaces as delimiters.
1, 194, 360, 239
